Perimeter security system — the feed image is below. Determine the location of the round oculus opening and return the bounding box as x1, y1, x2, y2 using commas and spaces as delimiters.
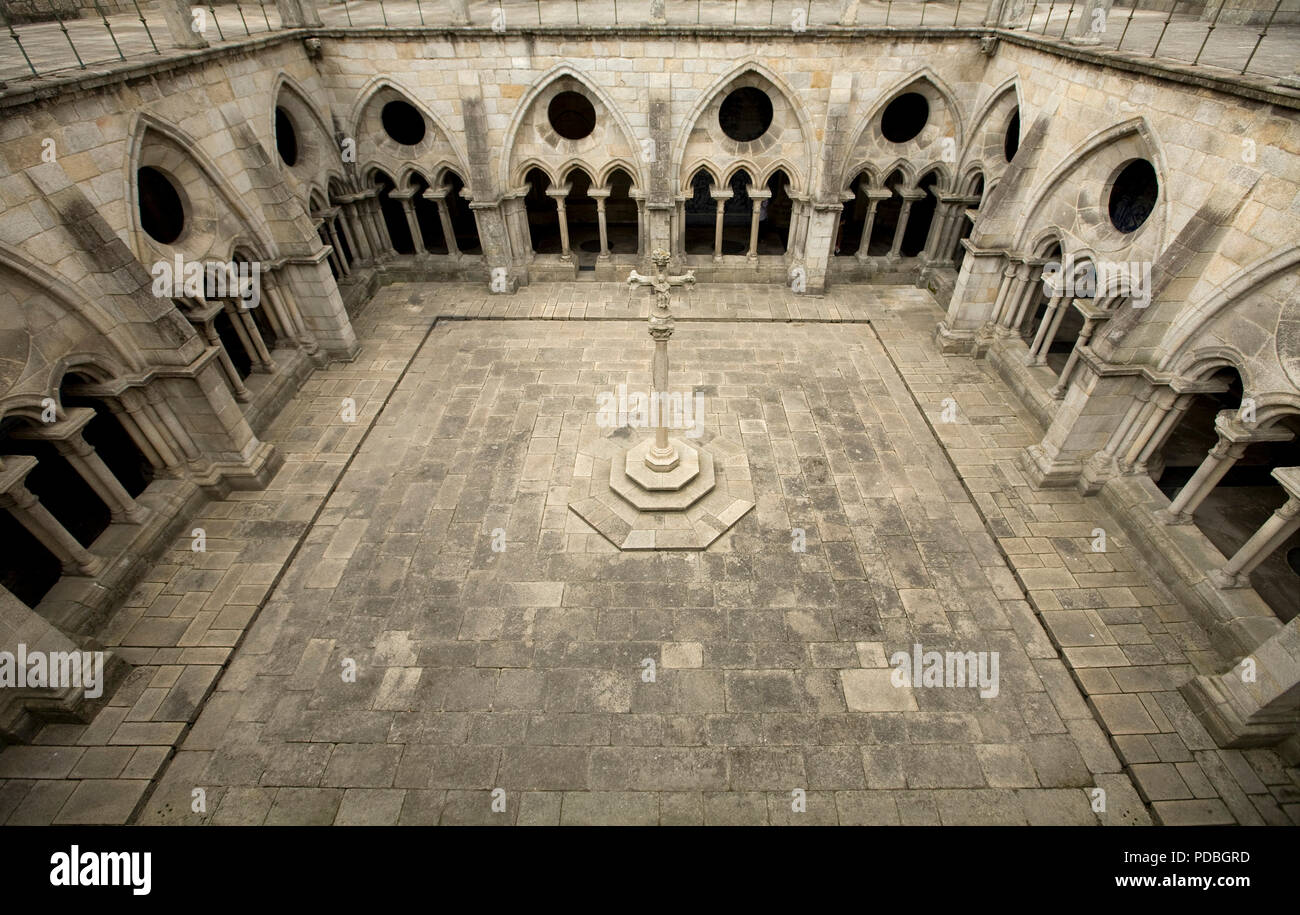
381, 100, 426, 146
1004, 110, 1020, 162
137, 166, 185, 245
275, 106, 298, 166
718, 87, 774, 143
547, 91, 597, 140
881, 92, 930, 144
1108, 159, 1158, 233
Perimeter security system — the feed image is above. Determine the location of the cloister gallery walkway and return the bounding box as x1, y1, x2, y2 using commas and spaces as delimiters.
0, 281, 1294, 825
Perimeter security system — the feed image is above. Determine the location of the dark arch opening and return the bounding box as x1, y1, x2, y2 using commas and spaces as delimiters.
59, 374, 153, 498
0, 418, 111, 551
137, 166, 184, 245
901, 171, 941, 257
1019, 241, 1060, 340
214, 309, 253, 379
836, 172, 872, 258
443, 172, 482, 255
953, 174, 984, 270
1155, 378, 1299, 621
1004, 110, 1020, 163
606, 168, 639, 256
410, 174, 448, 255
548, 91, 597, 141
1109, 159, 1158, 233
881, 92, 929, 144
381, 100, 426, 146
721, 170, 752, 255
566, 169, 598, 266
719, 87, 773, 143
524, 168, 560, 255
0, 506, 62, 609
684, 170, 715, 255
760, 170, 792, 255
374, 172, 414, 255
232, 252, 280, 349
275, 106, 298, 167
867, 170, 905, 255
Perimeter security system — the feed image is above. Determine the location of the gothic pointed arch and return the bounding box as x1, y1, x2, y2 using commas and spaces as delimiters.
671, 60, 813, 196
350, 77, 471, 191
501, 64, 645, 192
841, 68, 965, 193
1014, 117, 1168, 259
126, 113, 280, 266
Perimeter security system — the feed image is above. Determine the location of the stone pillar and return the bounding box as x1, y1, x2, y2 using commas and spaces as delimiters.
364, 194, 394, 257
1008, 261, 1047, 334
1048, 313, 1102, 398
157, 0, 209, 50
993, 260, 1032, 332
143, 386, 202, 464
591, 188, 611, 261
1183, 609, 1300, 747
114, 389, 180, 471
1026, 293, 1064, 362
276, 0, 323, 27
1211, 468, 1300, 589
426, 187, 460, 258
0, 457, 104, 577
391, 190, 425, 254
12, 410, 149, 525
1155, 412, 1293, 524
321, 214, 351, 276
855, 189, 892, 262
341, 199, 375, 263
888, 192, 923, 259
446, 0, 470, 25
195, 307, 252, 402
1067, 0, 1114, 44
710, 189, 732, 262
1126, 391, 1193, 474
262, 270, 319, 355
547, 186, 573, 263
747, 188, 772, 261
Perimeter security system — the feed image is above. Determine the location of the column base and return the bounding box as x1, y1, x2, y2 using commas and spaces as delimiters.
1019, 443, 1084, 489
1181, 672, 1300, 748
1152, 507, 1193, 526
934, 321, 977, 354
1208, 568, 1249, 590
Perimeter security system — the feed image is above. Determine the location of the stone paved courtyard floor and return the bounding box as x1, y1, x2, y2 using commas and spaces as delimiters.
0, 281, 1296, 825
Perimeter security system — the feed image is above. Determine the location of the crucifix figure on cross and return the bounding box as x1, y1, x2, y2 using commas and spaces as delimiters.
627, 248, 695, 473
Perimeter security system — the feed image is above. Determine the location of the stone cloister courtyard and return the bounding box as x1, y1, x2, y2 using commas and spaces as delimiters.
0, 281, 1295, 826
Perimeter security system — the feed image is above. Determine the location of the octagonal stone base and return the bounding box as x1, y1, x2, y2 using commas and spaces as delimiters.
626, 438, 699, 490
568, 431, 755, 551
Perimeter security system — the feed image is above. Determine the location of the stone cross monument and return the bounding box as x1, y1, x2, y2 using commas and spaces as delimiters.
627, 249, 695, 473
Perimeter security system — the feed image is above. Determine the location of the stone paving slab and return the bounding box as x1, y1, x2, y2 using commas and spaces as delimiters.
2, 281, 1296, 825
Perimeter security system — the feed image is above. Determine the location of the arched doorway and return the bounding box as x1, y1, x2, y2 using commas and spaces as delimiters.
867, 169, 905, 256
721, 169, 752, 256
409, 173, 448, 254
374, 170, 414, 255
837, 171, 872, 258
524, 167, 560, 255
684, 169, 715, 255
443, 171, 482, 255
900, 170, 940, 258
605, 168, 638, 256
760, 170, 792, 255
565, 168, 599, 266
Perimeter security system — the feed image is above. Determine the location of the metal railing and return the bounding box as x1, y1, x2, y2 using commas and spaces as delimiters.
1006, 0, 1300, 78
0, 2, 1294, 86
